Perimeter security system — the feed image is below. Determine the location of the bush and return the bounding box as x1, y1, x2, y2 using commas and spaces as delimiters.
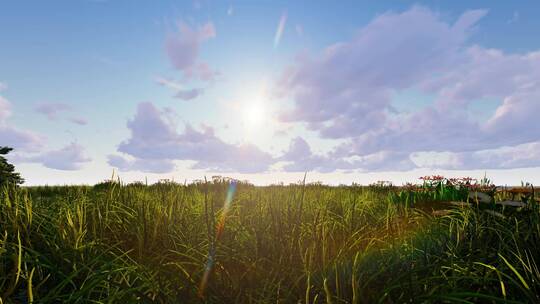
0, 146, 24, 187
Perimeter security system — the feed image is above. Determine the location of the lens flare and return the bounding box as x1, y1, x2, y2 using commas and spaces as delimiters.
198, 181, 237, 298
273, 11, 287, 49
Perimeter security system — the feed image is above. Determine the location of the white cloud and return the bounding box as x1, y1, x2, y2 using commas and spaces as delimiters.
412, 141, 540, 170
108, 154, 175, 173
276, 6, 487, 138
34, 102, 71, 120
13, 143, 91, 170
113, 102, 275, 173
155, 76, 204, 100
0, 89, 44, 152
165, 21, 218, 81
273, 6, 540, 171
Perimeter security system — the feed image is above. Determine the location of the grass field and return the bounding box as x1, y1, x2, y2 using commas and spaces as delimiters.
1, 176, 539, 303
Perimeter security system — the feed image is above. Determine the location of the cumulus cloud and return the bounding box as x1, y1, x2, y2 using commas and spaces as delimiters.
0, 127, 43, 152
0, 88, 43, 152
108, 155, 175, 173
280, 137, 346, 172
276, 6, 486, 137
155, 76, 204, 100
165, 21, 218, 81
174, 88, 204, 100
12, 143, 91, 170
34, 103, 71, 120
69, 117, 88, 125
339, 47, 540, 158
0, 95, 12, 122
411, 141, 540, 170
280, 137, 415, 173
112, 102, 274, 173
274, 6, 540, 171
155, 76, 183, 91
0, 85, 87, 171
338, 108, 482, 156
34, 102, 89, 126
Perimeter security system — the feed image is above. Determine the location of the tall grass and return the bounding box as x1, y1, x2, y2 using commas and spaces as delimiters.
0, 180, 538, 303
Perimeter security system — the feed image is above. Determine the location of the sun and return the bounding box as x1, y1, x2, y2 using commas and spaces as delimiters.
234, 80, 272, 131
243, 102, 266, 126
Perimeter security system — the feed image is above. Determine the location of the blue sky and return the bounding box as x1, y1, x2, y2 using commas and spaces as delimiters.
1, 0, 540, 185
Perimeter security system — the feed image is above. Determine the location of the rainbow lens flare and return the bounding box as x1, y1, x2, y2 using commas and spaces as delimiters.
198, 181, 237, 298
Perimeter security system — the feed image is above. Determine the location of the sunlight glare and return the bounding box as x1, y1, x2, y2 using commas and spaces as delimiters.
244, 102, 266, 126
240, 82, 269, 128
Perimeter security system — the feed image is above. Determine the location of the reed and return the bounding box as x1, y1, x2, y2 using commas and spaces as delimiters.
0, 178, 537, 303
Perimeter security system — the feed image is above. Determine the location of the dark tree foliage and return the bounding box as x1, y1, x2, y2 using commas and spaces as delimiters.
0, 146, 24, 187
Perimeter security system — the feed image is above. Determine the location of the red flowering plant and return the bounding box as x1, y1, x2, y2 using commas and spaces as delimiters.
402, 182, 418, 191
419, 175, 447, 190
390, 175, 498, 208
400, 175, 469, 203
368, 180, 395, 193
469, 176, 497, 195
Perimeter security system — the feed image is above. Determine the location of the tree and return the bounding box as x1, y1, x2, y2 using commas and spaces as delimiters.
0, 146, 24, 187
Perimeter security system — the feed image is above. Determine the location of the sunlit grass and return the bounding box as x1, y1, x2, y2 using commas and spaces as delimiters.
0, 177, 538, 303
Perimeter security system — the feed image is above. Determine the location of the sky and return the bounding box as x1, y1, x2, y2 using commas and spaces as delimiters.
1, 0, 540, 186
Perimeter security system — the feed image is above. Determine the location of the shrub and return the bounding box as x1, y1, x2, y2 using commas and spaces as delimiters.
0, 146, 24, 187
